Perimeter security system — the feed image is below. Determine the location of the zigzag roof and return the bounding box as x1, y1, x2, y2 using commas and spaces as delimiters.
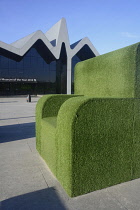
0, 18, 99, 59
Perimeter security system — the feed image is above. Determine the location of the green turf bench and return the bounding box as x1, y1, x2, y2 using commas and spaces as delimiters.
36, 42, 140, 197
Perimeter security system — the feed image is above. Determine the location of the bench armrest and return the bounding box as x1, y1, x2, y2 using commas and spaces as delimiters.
36, 94, 81, 153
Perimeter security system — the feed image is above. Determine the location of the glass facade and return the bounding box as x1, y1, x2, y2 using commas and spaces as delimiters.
0, 46, 66, 95
56, 43, 67, 94
0, 47, 56, 81
0, 42, 95, 95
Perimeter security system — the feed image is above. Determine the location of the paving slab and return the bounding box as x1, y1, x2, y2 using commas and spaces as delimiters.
0, 97, 140, 210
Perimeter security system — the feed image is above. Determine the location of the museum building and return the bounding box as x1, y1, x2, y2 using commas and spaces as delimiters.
0, 18, 99, 95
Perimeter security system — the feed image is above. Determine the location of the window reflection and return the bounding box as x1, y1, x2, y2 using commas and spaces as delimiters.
0, 47, 57, 94
1, 56, 9, 68
50, 71, 56, 83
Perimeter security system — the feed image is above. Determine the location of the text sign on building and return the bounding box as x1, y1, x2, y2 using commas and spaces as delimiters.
0, 78, 37, 82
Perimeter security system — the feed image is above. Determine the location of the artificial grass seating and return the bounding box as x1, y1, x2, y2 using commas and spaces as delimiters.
36, 42, 140, 197
75, 42, 140, 97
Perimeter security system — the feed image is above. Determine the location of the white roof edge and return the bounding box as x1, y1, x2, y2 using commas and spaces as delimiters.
11, 31, 37, 48
70, 37, 99, 57
0, 18, 99, 58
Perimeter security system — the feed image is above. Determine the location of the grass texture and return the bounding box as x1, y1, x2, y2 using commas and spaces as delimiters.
36, 94, 79, 174
36, 42, 140, 197
56, 97, 140, 196
75, 42, 140, 98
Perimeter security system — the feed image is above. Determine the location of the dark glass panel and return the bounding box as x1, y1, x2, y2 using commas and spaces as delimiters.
56, 43, 67, 94
23, 57, 31, 69
50, 71, 56, 83
30, 48, 38, 56
30, 56, 37, 68
18, 71, 24, 78
43, 69, 50, 82
17, 59, 24, 70
0, 69, 9, 78
50, 61, 56, 71
9, 59, 17, 69
1, 56, 9, 68
37, 57, 44, 69
44, 61, 50, 72
76, 44, 95, 61
9, 69, 17, 78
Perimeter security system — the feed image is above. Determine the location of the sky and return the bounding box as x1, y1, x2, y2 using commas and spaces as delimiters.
0, 0, 140, 55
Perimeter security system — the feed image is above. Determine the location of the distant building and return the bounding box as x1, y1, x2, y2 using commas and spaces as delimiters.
0, 18, 99, 95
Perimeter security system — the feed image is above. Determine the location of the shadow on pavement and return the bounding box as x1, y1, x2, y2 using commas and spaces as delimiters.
0, 122, 35, 143
1, 188, 67, 210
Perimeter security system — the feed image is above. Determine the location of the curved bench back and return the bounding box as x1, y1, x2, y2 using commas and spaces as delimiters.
75, 42, 140, 98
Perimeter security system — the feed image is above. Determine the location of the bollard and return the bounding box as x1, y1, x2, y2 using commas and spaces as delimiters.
27, 94, 31, 102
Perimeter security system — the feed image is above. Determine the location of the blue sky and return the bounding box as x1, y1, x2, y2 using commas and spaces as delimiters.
0, 0, 140, 54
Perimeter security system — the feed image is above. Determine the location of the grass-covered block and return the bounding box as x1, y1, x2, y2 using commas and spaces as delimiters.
75, 42, 140, 98
36, 42, 140, 197
56, 97, 140, 197
36, 94, 80, 174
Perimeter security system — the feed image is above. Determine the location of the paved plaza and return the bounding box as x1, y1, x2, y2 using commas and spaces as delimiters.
0, 97, 140, 210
